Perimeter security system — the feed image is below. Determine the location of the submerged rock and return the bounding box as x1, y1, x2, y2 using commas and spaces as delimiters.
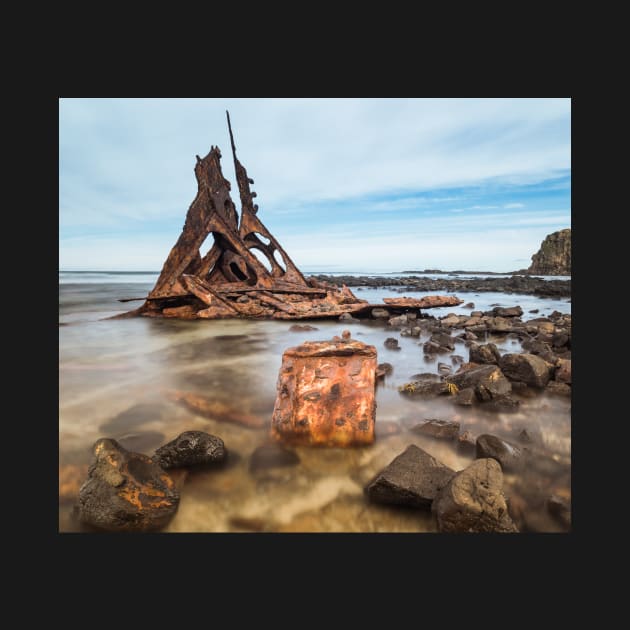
154, 431, 226, 469
457, 431, 476, 454
78, 438, 179, 532
499, 353, 552, 388
446, 364, 512, 401
384, 337, 401, 350
249, 443, 300, 473
289, 324, 319, 332
411, 419, 460, 440
366, 444, 455, 508
432, 458, 518, 533
375, 420, 402, 439
476, 434, 524, 471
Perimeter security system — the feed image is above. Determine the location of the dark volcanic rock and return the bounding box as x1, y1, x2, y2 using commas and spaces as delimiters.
468, 342, 501, 365
249, 443, 300, 473
78, 438, 179, 532
384, 337, 401, 350
491, 306, 523, 318
154, 431, 226, 469
446, 364, 512, 401
499, 353, 551, 388
366, 444, 455, 508
476, 434, 524, 471
454, 387, 476, 406
432, 458, 518, 533
411, 419, 460, 440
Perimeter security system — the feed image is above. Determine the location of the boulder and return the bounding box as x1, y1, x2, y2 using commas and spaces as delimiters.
431, 332, 455, 350
555, 358, 571, 384
366, 444, 455, 508
440, 315, 461, 327
546, 381, 571, 396
398, 376, 450, 397
249, 443, 300, 473
371, 308, 390, 319
411, 419, 460, 440
468, 343, 501, 365
388, 315, 408, 328
464, 302, 475, 309
338, 313, 359, 323
432, 458, 518, 533
154, 431, 226, 469
289, 324, 319, 332
78, 438, 179, 532
499, 353, 551, 388
491, 306, 523, 318
437, 362, 452, 376
384, 337, 401, 350
454, 387, 476, 406
456, 431, 476, 454
476, 434, 523, 471
376, 362, 393, 380
446, 364, 512, 401
423, 340, 447, 354
481, 393, 521, 413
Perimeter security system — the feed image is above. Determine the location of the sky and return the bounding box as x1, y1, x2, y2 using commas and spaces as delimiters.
59, 98, 571, 273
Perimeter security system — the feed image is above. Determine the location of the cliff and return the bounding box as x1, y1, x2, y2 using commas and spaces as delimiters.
527, 229, 571, 276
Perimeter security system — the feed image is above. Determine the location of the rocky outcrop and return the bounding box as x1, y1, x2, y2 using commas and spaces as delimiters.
499, 353, 552, 388
366, 445, 455, 508
527, 229, 571, 275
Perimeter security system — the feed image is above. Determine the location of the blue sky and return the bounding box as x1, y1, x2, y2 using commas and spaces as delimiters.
59, 98, 570, 272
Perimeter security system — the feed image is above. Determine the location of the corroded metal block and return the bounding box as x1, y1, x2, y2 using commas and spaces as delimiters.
271, 334, 377, 446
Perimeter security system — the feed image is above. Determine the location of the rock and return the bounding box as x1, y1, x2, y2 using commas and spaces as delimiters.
432, 458, 518, 532
271, 336, 377, 446
398, 376, 450, 397
468, 342, 501, 365
499, 353, 551, 388
384, 337, 401, 350
431, 332, 455, 350
377, 362, 393, 375
546, 381, 571, 396
437, 362, 452, 376
366, 444, 455, 508
446, 364, 512, 401
529, 309, 539, 314
289, 324, 319, 332
475, 434, 523, 471
552, 332, 570, 348
464, 302, 475, 309
457, 431, 476, 454
491, 306, 523, 318
547, 494, 571, 528
388, 315, 408, 328
375, 420, 402, 439
423, 340, 447, 354
555, 358, 571, 384
527, 228, 571, 275
78, 438, 179, 532
99, 402, 168, 434
249, 443, 300, 473
471, 311, 483, 318
371, 308, 390, 319
481, 393, 520, 413
454, 387, 476, 406
411, 419, 460, 440
338, 313, 358, 322
410, 326, 422, 337
441, 315, 460, 327
154, 431, 226, 469
486, 316, 513, 333
451, 354, 464, 365
463, 330, 478, 341
517, 428, 534, 443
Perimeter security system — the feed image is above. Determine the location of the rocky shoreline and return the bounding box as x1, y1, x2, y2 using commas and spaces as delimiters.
310, 274, 571, 298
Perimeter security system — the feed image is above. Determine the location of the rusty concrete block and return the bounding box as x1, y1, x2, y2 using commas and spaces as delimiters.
271, 334, 377, 446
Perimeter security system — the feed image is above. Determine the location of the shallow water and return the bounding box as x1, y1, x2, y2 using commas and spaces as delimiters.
59, 281, 571, 533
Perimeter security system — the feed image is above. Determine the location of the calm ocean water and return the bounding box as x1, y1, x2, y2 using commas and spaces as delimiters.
59, 272, 571, 533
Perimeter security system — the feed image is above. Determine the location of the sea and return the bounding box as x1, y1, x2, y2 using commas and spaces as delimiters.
59, 271, 571, 533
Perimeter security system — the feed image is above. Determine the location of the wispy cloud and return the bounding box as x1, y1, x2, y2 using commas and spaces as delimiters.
59, 98, 571, 271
